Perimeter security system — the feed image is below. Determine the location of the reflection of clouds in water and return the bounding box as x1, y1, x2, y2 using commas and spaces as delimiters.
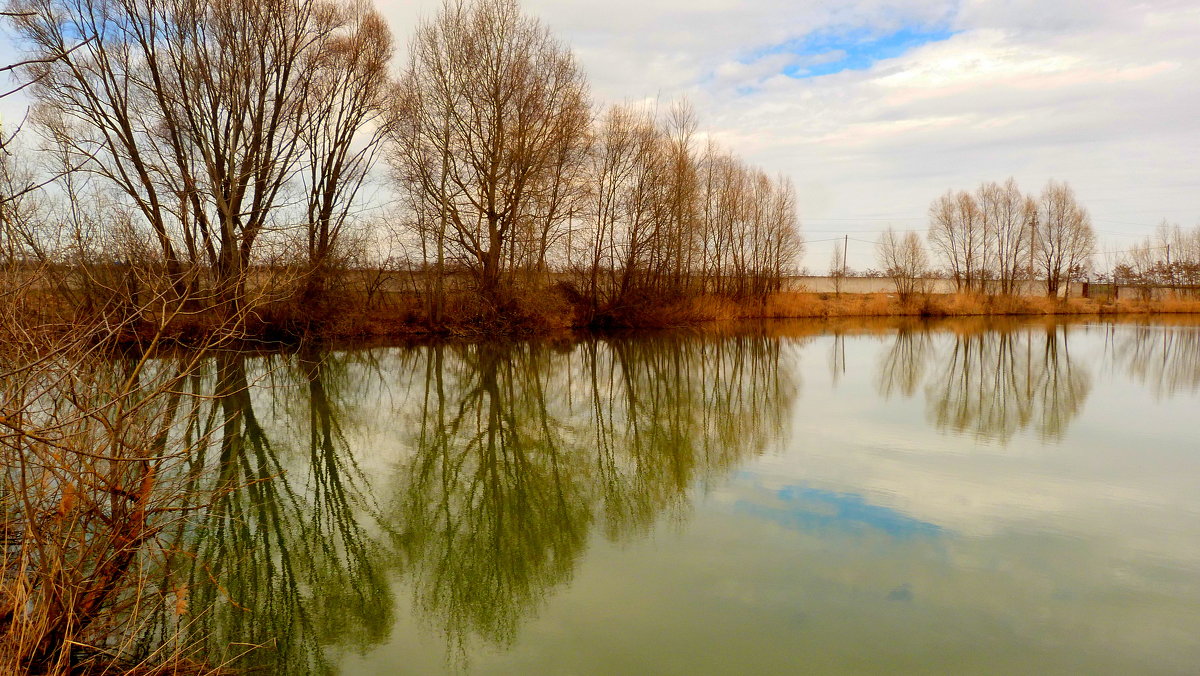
756, 321, 1200, 571
69, 319, 1200, 673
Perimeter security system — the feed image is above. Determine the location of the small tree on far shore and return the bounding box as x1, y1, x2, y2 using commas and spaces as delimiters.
829, 239, 848, 294
876, 228, 928, 301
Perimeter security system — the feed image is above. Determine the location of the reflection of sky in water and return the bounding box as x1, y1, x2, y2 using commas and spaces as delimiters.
733, 479, 943, 539
184, 320, 1200, 675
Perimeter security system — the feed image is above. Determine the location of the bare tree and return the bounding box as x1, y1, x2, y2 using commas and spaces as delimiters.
10, 0, 392, 315
300, 4, 393, 304
977, 178, 1031, 295
829, 238, 847, 294
876, 228, 928, 301
1113, 221, 1200, 295
927, 189, 986, 292
1035, 180, 1095, 297
388, 0, 590, 304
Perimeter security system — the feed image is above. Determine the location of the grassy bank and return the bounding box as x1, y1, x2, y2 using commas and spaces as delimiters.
156, 291, 1200, 342
681, 292, 1200, 324
306, 290, 1200, 338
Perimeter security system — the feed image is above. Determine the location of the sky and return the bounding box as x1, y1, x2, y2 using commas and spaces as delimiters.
2, 1, 1197, 271
381, 0, 1200, 271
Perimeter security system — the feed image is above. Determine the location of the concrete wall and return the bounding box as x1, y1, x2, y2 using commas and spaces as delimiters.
782, 276, 1088, 297
1108, 285, 1200, 301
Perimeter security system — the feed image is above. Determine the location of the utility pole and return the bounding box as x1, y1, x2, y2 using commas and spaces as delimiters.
842, 234, 848, 272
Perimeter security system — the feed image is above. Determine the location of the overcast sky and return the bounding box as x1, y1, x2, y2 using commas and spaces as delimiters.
383, 0, 1200, 270
2, 1, 1196, 270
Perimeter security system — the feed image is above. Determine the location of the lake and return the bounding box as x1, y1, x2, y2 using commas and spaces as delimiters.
140, 317, 1200, 674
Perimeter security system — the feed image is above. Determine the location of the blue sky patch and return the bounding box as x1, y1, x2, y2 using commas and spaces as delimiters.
768, 26, 958, 79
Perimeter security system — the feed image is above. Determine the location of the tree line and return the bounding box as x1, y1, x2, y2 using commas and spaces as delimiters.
0, 0, 803, 331
874, 178, 1098, 298
1110, 221, 1200, 293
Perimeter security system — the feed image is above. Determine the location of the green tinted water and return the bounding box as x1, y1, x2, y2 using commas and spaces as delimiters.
163, 318, 1200, 674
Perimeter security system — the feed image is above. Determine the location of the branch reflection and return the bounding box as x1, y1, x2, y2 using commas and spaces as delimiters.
109, 333, 798, 670
879, 323, 1092, 441
391, 334, 796, 655
1110, 324, 1200, 398
140, 350, 398, 674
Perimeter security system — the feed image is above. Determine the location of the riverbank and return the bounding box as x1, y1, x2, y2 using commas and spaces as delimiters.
290, 290, 1200, 340
709, 291, 1200, 321
10, 284, 1200, 346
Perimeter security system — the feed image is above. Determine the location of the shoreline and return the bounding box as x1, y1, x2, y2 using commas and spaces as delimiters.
80, 291, 1200, 348
314, 291, 1200, 338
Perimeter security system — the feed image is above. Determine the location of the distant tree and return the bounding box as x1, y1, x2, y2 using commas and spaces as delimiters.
829, 239, 847, 294
977, 178, 1032, 295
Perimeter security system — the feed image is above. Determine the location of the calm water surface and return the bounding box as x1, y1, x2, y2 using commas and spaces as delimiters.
169, 318, 1200, 674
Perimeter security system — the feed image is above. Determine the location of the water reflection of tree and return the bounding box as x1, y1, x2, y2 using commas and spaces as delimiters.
137, 350, 398, 674
50, 332, 795, 669
879, 325, 1092, 441
1110, 325, 1200, 398
875, 322, 934, 398
393, 334, 795, 655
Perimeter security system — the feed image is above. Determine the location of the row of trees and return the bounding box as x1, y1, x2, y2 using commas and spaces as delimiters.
1112, 222, 1200, 291
388, 0, 803, 323
2, 0, 802, 329
925, 178, 1097, 297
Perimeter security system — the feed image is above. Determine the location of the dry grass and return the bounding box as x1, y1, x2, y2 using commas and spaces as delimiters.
756, 292, 1200, 320
13, 275, 1200, 344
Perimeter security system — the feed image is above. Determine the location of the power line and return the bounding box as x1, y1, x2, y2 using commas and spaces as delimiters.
1096, 244, 1170, 257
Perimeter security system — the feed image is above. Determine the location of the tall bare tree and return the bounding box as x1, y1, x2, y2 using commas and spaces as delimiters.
977, 178, 1032, 295
10, 0, 392, 314
388, 0, 590, 304
300, 4, 393, 304
928, 189, 986, 292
